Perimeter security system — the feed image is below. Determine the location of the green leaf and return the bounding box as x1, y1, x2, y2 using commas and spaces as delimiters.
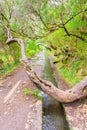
22, 88, 32, 95
60, 5, 66, 11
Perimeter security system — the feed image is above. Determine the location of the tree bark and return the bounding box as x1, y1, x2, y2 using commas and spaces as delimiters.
6, 38, 87, 103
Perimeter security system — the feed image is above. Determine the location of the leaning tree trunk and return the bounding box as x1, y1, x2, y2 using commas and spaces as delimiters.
6, 37, 87, 103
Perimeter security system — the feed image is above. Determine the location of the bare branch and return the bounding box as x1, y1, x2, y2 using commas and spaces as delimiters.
64, 8, 87, 25
36, 43, 51, 51
30, 4, 48, 30
63, 25, 87, 42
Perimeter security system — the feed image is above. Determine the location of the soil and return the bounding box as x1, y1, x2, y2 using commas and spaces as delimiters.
0, 52, 44, 130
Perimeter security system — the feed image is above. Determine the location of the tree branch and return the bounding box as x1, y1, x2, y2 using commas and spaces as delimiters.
44, 8, 87, 42
30, 4, 48, 30
64, 8, 87, 25
63, 25, 87, 42
6, 37, 87, 103
36, 43, 51, 51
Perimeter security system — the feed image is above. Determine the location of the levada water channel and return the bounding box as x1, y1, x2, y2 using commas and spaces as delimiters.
31, 51, 69, 130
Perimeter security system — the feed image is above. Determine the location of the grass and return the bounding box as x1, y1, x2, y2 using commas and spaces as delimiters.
22, 88, 43, 100
0, 61, 20, 79
56, 59, 84, 87
58, 68, 83, 87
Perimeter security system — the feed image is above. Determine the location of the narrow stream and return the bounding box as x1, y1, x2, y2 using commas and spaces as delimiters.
43, 52, 69, 130
30, 51, 69, 130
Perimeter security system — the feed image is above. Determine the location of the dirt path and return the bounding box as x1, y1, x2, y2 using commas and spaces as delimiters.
0, 52, 44, 130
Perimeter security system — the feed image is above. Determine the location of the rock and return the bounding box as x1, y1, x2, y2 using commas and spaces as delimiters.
7, 82, 12, 87
0, 83, 3, 87
0, 80, 4, 87
25, 123, 29, 130
22, 81, 27, 85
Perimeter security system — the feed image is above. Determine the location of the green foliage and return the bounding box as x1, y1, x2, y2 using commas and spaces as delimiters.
22, 88, 43, 99
0, 45, 20, 78
0, 60, 20, 79
22, 88, 32, 95
33, 89, 41, 97
69, 126, 73, 130
47, 23, 87, 86
58, 64, 83, 87
41, 7, 59, 24
26, 40, 42, 58
9, 43, 21, 62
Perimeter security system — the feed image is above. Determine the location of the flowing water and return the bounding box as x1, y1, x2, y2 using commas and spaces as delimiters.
43, 53, 69, 130
31, 52, 69, 130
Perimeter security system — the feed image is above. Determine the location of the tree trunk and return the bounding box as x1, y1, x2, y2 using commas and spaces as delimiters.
6, 38, 87, 103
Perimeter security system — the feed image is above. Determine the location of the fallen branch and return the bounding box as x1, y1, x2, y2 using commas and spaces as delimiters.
6, 37, 87, 103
